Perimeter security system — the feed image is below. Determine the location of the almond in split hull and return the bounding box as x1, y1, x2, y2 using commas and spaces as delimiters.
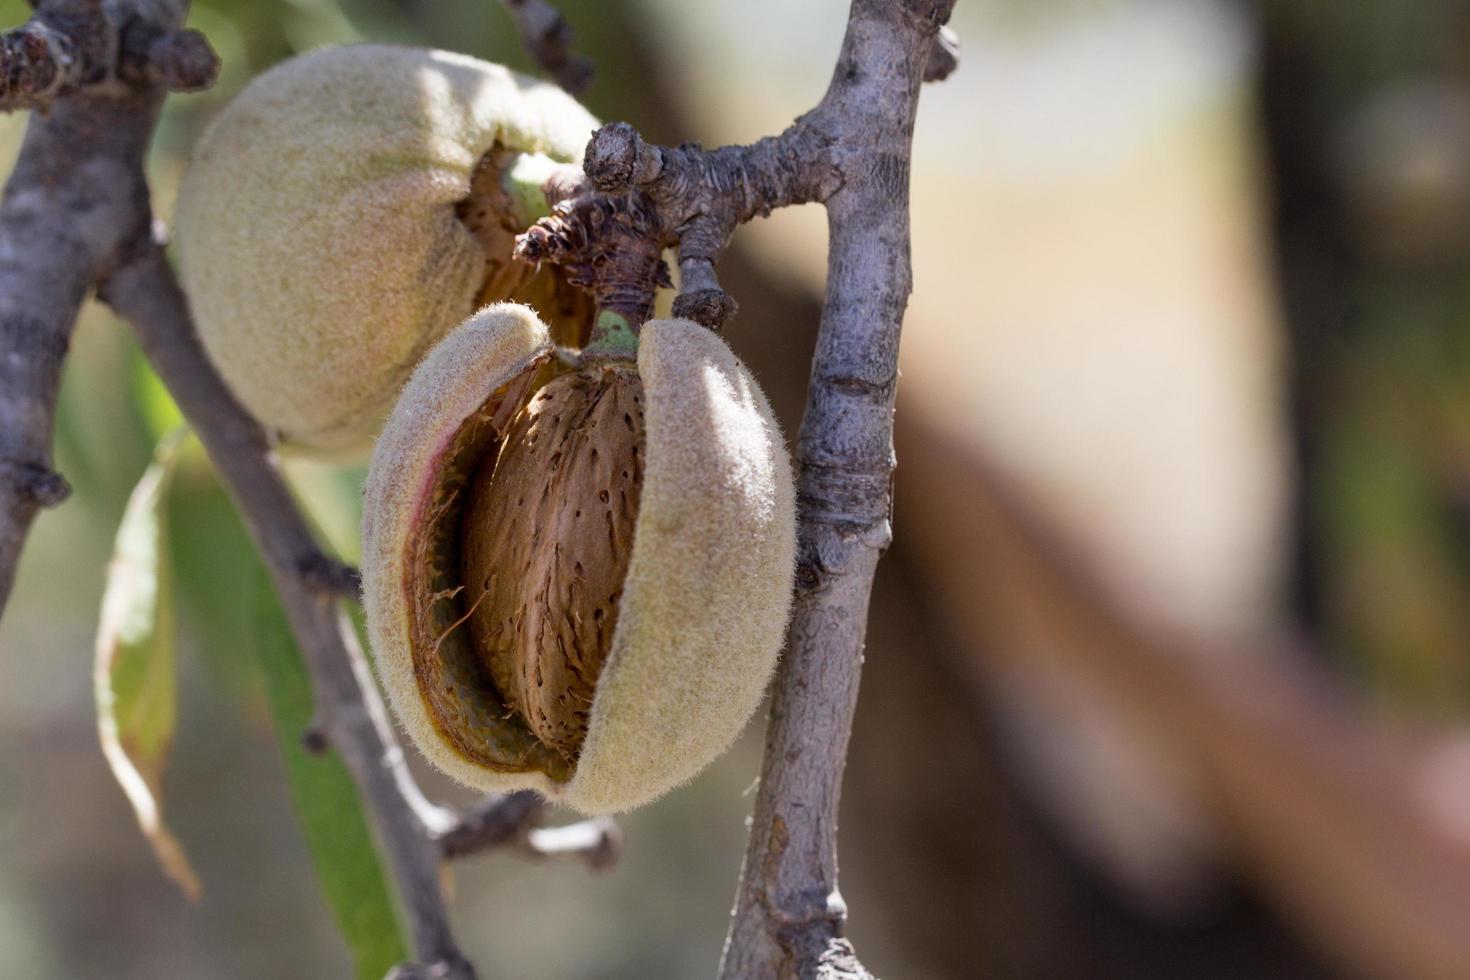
361, 303, 798, 814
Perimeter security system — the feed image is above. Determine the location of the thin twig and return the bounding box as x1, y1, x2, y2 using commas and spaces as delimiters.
497, 0, 592, 95
100, 242, 478, 980
924, 25, 960, 83
524, 817, 622, 870
0, 6, 216, 112
104, 251, 618, 977
432, 790, 544, 858
431, 790, 622, 868
296, 552, 364, 600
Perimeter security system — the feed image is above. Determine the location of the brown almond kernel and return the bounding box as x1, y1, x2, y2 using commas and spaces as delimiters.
460, 363, 646, 759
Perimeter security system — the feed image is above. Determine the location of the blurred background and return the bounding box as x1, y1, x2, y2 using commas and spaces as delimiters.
4, 0, 1470, 977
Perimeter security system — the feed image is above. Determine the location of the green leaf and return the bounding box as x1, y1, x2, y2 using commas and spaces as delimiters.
94, 428, 201, 900
282, 456, 367, 565
251, 573, 410, 979
129, 352, 185, 444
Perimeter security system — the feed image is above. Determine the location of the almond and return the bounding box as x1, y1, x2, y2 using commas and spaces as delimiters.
361, 304, 797, 814
461, 364, 645, 758
174, 45, 598, 455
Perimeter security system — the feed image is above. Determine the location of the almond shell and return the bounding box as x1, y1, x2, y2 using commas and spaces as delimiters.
362, 303, 797, 813
175, 45, 598, 455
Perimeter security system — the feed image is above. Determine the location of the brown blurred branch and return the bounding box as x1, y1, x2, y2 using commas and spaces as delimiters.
496, 0, 592, 95
900, 412, 1470, 980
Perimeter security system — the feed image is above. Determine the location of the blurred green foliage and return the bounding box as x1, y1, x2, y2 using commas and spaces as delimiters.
251, 573, 408, 979
1265, 0, 1470, 715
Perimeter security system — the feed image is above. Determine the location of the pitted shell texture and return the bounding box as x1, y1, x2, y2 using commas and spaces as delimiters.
461, 363, 646, 760
362, 303, 797, 814
174, 44, 598, 455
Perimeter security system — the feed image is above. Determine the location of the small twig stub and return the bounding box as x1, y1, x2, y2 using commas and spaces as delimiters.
499, 0, 594, 95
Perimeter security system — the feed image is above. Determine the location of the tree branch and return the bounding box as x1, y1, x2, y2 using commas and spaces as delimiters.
496, 0, 592, 95
426, 789, 622, 868
717, 2, 953, 977
100, 242, 478, 980
512, 0, 958, 973
578, 121, 837, 327
430, 789, 545, 858
522, 815, 622, 870
552, 15, 958, 334
509, 4, 953, 973
0, 0, 172, 616
0, 3, 216, 112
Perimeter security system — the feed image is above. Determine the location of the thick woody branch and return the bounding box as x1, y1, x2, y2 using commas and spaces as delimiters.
497, 0, 592, 95
544, 17, 956, 333
579, 122, 837, 327
514, 3, 952, 973
0, 0, 170, 615
719, 1, 953, 977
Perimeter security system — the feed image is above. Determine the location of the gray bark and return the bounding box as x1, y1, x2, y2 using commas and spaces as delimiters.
0, 0, 166, 615
720, 2, 951, 976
